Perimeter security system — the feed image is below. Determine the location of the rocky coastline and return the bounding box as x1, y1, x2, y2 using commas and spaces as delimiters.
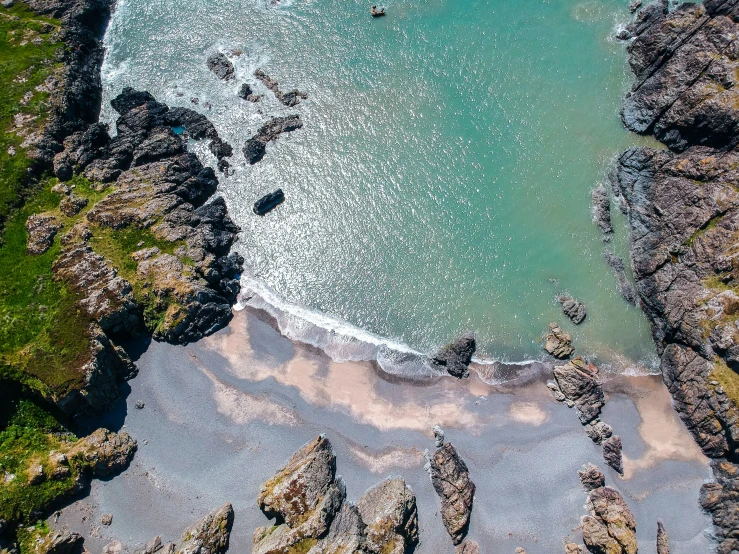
614, 0, 739, 550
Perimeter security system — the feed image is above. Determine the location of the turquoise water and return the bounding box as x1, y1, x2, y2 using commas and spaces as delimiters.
101, 0, 658, 371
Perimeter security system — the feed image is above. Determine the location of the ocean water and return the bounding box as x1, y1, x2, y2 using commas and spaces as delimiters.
100, 0, 660, 372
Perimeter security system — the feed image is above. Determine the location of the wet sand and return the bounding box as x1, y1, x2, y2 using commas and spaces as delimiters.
59, 308, 714, 554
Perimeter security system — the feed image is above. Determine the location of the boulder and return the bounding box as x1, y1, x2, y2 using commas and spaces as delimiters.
578, 463, 605, 492
174, 503, 233, 554
26, 214, 62, 255
253, 70, 307, 106
431, 333, 476, 378
253, 189, 285, 216
591, 183, 613, 241
602, 435, 624, 475
585, 421, 612, 445
36, 531, 83, 554
429, 442, 475, 545
357, 477, 419, 554
543, 322, 574, 359
238, 83, 261, 102
557, 294, 586, 324
206, 52, 235, 81
70, 428, 137, 477
243, 116, 303, 165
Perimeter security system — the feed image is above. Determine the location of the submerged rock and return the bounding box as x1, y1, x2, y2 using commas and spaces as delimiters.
604, 252, 637, 305
253, 189, 285, 216
543, 322, 574, 359
243, 115, 303, 164
557, 294, 586, 324
431, 333, 476, 378
591, 183, 613, 241
254, 69, 308, 106
551, 357, 604, 424
206, 52, 235, 81
429, 442, 475, 545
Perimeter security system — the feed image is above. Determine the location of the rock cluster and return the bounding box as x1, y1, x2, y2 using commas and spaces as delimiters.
557, 294, 586, 324
431, 333, 476, 378
254, 69, 308, 107
543, 322, 574, 359
428, 433, 475, 545
252, 436, 418, 554
243, 115, 303, 165
612, 2, 739, 547
699, 460, 739, 554
577, 464, 637, 554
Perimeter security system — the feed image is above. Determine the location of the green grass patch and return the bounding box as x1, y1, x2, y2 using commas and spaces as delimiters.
710, 359, 739, 411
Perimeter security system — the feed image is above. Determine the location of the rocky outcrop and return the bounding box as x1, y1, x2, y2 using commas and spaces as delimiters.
431, 333, 476, 378
243, 115, 303, 164
548, 357, 604, 424
238, 83, 261, 103
578, 465, 637, 554
455, 541, 479, 554
428, 441, 475, 545
604, 252, 637, 305
585, 421, 613, 446
543, 322, 575, 359
557, 294, 586, 324
252, 436, 418, 554
26, 214, 62, 255
656, 520, 669, 554
700, 460, 739, 554
254, 70, 308, 107
34, 530, 83, 554
206, 52, 235, 81
69, 428, 137, 477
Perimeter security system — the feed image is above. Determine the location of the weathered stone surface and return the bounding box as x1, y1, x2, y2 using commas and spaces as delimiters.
70, 428, 137, 477
455, 541, 480, 554
357, 477, 418, 554
700, 460, 739, 554
557, 294, 586, 324
431, 333, 476, 378
26, 214, 62, 255
35, 530, 83, 554
578, 463, 605, 492
604, 253, 637, 305
551, 357, 604, 424
656, 519, 669, 554
602, 435, 624, 475
543, 322, 574, 359
429, 442, 475, 545
578, 467, 637, 554
592, 183, 613, 241
59, 194, 88, 217
243, 115, 303, 165
206, 52, 235, 81
174, 503, 233, 554
586, 421, 613, 445
308, 503, 365, 554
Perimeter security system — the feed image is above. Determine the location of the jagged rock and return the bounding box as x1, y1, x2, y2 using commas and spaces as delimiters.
206, 52, 235, 81
700, 460, 739, 554
578, 467, 637, 554
602, 435, 624, 475
578, 463, 605, 492
543, 322, 574, 359
101, 514, 113, 526
585, 421, 612, 445
253, 189, 285, 215
371, 5, 385, 17
253, 436, 345, 554
431, 333, 476, 378
26, 214, 62, 255
308, 503, 366, 554
592, 183, 613, 240
36, 531, 83, 554
70, 428, 137, 477
429, 442, 475, 545
455, 541, 479, 554
551, 357, 604, 424
238, 83, 261, 102
209, 137, 233, 160
557, 294, 586, 324
604, 253, 636, 305
357, 477, 419, 554
174, 503, 233, 554
243, 115, 303, 164
656, 520, 669, 554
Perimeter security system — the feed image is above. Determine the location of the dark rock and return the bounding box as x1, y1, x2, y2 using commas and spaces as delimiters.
591, 183, 613, 240
371, 5, 386, 17
602, 435, 624, 475
700, 460, 739, 554
543, 322, 574, 359
551, 357, 604, 424
243, 115, 303, 164
604, 252, 637, 305
253, 189, 285, 216
431, 333, 476, 378
238, 83, 261, 102
206, 52, 235, 81
135, 401, 145, 410
578, 463, 605, 492
209, 137, 233, 160
429, 442, 475, 545
254, 69, 307, 106
557, 294, 586, 324
656, 519, 669, 554
26, 214, 62, 255
585, 421, 612, 445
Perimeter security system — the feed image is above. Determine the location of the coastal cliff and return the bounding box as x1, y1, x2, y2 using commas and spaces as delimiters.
616, 1, 739, 550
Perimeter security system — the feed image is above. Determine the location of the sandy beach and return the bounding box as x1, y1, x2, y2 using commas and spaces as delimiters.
59, 308, 714, 554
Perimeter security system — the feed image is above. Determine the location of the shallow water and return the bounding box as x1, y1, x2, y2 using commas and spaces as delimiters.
100, 0, 658, 369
